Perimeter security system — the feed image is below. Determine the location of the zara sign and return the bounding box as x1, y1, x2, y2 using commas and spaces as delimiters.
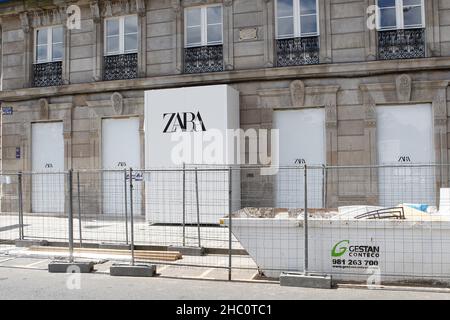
162, 111, 207, 133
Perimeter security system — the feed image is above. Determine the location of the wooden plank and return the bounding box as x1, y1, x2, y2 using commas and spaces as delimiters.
28, 246, 182, 261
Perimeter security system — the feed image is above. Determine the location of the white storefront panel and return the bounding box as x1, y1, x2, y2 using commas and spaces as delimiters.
102, 117, 141, 216
273, 108, 325, 209
31, 122, 65, 213
145, 85, 240, 224
377, 104, 435, 206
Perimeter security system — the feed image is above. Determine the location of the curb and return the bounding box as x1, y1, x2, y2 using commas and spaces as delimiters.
338, 283, 450, 294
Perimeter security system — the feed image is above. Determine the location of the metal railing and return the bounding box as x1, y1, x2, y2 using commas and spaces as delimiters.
276, 36, 320, 67
378, 28, 426, 60
103, 53, 138, 81
32, 61, 63, 87
184, 45, 224, 74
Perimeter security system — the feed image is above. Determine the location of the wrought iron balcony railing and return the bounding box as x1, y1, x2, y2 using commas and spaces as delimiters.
276, 36, 320, 67
378, 28, 426, 60
33, 61, 63, 87
103, 53, 138, 81
184, 45, 224, 74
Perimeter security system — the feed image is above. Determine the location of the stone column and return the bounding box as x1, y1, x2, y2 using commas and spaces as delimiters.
318, 0, 332, 63
137, 0, 147, 77
363, 94, 378, 205
325, 99, 338, 208
21, 120, 31, 212
172, 0, 183, 74
63, 24, 71, 85
263, 0, 274, 67
365, 0, 377, 60
433, 88, 449, 191
91, 1, 103, 81
426, 0, 441, 57
20, 12, 32, 88
88, 106, 101, 214
63, 110, 73, 171
223, 0, 234, 71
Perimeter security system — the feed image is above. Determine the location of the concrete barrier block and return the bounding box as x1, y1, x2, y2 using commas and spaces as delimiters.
110, 264, 157, 277
168, 246, 205, 256
15, 239, 49, 248
280, 272, 332, 289
48, 261, 95, 273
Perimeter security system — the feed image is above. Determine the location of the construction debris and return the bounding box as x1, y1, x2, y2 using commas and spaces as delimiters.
228, 203, 450, 222
229, 207, 338, 219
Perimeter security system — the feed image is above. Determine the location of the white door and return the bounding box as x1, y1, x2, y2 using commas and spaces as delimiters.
377, 104, 435, 206
102, 118, 141, 216
273, 108, 326, 209
31, 122, 65, 213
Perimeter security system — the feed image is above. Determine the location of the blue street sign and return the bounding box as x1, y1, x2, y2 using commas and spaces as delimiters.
2, 107, 13, 115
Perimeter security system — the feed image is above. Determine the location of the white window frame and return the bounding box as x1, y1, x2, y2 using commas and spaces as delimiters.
34, 26, 64, 64
184, 4, 223, 48
104, 15, 138, 56
275, 0, 320, 39
376, 0, 425, 31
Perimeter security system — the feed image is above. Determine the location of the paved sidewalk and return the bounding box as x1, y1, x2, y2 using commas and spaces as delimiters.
0, 266, 449, 300
0, 248, 259, 281
0, 214, 239, 249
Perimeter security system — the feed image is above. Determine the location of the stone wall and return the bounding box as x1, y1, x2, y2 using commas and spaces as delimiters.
0, 0, 450, 89
1, 70, 449, 211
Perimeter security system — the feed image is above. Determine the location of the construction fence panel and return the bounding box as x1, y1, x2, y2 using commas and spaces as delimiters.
306, 164, 450, 285
228, 166, 307, 278
1, 165, 450, 285
0, 173, 21, 244
20, 172, 69, 243
132, 167, 246, 274
75, 170, 130, 246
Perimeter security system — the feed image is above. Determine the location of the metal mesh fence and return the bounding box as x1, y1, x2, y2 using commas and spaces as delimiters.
306, 165, 450, 285
0, 173, 21, 243
75, 170, 130, 245
20, 172, 68, 242
0, 165, 449, 284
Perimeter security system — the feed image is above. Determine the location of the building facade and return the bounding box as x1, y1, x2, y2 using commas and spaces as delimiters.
0, 0, 449, 215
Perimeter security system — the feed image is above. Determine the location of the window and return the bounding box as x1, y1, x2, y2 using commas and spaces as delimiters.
103, 15, 139, 81
105, 15, 138, 55
275, 0, 320, 66
276, 0, 319, 39
377, 0, 424, 30
184, 5, 224, 74
185, 5, 223, 47
33, 26, 64, 87
35, 26, 63, 63
377, 0, 426, 60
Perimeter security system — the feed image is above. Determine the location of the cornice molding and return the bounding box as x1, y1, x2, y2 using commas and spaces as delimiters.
1, 57, 450, 102
360, 80, 449, 92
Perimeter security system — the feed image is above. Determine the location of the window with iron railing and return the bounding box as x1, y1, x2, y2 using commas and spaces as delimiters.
184, 5, 224, 74
103, 15, 138, 81
275, 0, 320, 67
377, 0, 426, 60
33, 26, 63, 87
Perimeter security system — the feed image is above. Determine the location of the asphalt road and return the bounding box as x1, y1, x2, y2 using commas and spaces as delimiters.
0, 267, 450, 300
